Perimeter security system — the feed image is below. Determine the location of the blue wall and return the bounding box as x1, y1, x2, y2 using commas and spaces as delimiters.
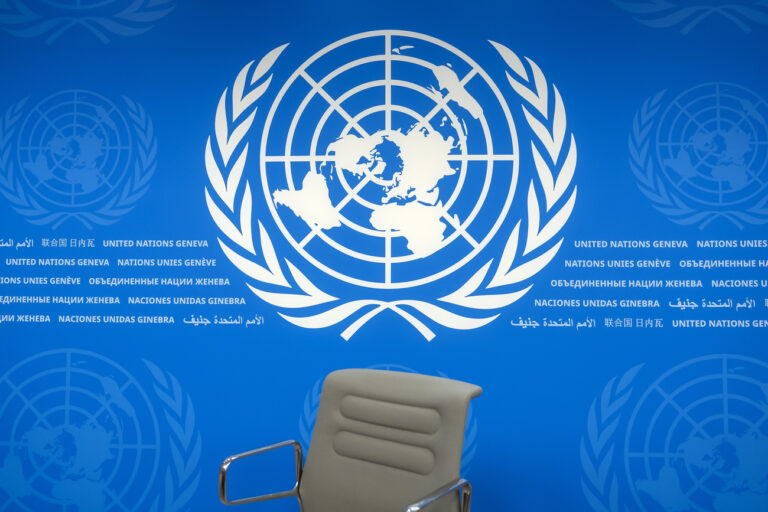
1, 1, 767, 511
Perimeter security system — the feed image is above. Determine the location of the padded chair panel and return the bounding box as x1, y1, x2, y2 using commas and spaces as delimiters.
299, 369, 481, 512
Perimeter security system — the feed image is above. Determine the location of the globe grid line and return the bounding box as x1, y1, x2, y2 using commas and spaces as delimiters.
263, 154, 515, 161
205, 32, 576, 339
620, 355, 768, 512
0, 349, 178, 512
665, 97, 761, 199
385, 34, 392, 130
0, 92, 156, 229
282, 56, 477, 208
263, 32, 509, 287
629, 87, 768, 228
286, 49, 485, 216
20, 91, 134, 207
0, 352, 201, 512
659, 83, 768, 204
305, 84, 476, 231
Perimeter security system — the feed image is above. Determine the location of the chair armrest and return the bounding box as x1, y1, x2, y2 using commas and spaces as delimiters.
405, 478, 472, 512
219, 440, 303, 506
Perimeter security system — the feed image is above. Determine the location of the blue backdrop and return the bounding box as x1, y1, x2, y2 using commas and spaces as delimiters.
1, 1, 767, 511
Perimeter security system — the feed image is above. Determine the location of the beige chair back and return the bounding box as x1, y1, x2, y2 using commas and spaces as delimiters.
299, 369, 481, 512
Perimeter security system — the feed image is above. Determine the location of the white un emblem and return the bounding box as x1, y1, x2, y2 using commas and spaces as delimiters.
0, 350, 200, 512
205, 30, 578, 339
0, 90, 156, 229
630, 83, 768, 228
581, 355, 768, 512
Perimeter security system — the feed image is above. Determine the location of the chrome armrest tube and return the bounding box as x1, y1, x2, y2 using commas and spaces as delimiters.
405, 478, 472, 512
218, 439, 303, 506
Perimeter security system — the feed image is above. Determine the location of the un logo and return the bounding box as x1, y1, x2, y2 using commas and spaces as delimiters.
610, 1, 768, 34
0, 0, 174, 43
630, 83, 768, 228
581, 355, 768, 512
205, 30, 578, 339
0, 91, 156, 229
0, 349, 201, 512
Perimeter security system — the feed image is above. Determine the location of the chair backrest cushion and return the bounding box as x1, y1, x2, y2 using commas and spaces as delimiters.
299, 369, 481, 512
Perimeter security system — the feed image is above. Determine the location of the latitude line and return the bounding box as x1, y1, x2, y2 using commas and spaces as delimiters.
19, 456, 57, 493
415, 68, 479, 129
85, 378, 134, 428
35, 107, 68, 140
263, 154, 516, 163
45, 153, 75, 177
730, 105, 758, 134
80, 105, 118, 140
653, 385, 712, 439
4, 379, 54, 429
743, 409, 768, 437
102, 485, 131, 512
300, 71, 369, 137
673, 101, 706, 132
385, 35, 392, 131
442, 212, 478, 248
687, 465, 717, 498
299, 174, 374, 248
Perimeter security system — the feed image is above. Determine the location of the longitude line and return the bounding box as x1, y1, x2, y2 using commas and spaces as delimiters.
300, 71, 369, 137
5, 380, 53, 429
654, 385, 711, 439
299, 174, 374, 248
385, 35, 392, 131
36, 107, 68, 140
65, 351, 71, 427
417, 68, 479, 128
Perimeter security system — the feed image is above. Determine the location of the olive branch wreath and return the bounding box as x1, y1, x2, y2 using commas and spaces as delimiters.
205, 41, 577, 340
0, 0, 175, 44
144, 360, 201, 512
0, 95, 156, 230
579, 364, 643, 512
629, 91, 768, 229
611, 0, 768, 34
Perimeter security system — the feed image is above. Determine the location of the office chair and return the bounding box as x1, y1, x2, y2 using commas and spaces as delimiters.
219, 369, 482, 512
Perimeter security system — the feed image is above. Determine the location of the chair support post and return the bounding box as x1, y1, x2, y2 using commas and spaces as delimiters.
219, 440, 304, 506
405, 478, 472, 512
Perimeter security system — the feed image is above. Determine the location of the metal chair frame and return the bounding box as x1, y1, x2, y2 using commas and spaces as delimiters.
219, 439, 473, 512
